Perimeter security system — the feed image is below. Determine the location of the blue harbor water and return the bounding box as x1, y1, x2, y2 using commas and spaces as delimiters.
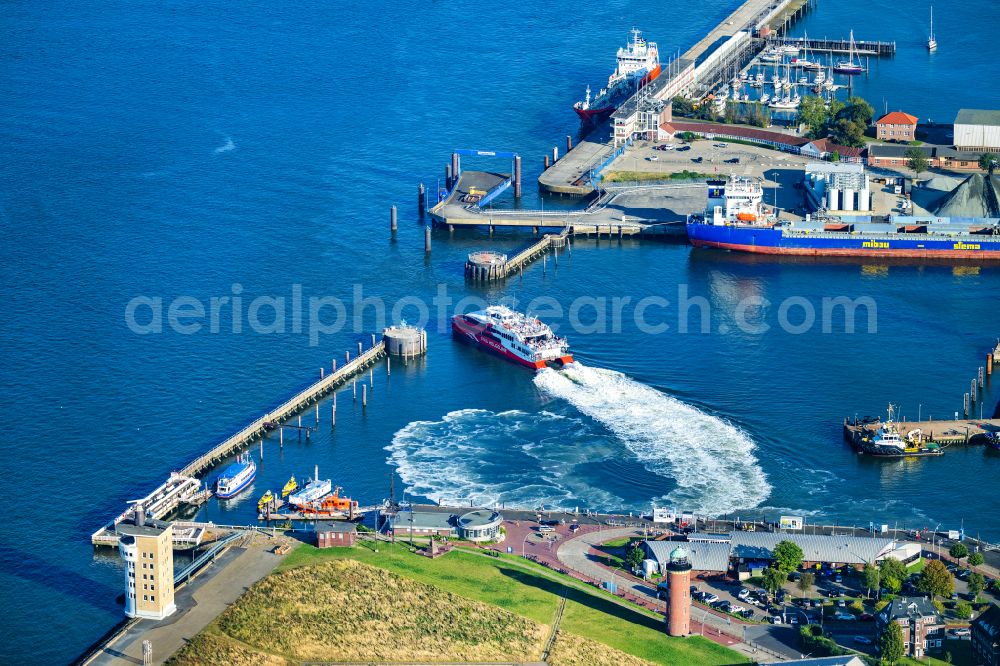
2, 0, 999, 662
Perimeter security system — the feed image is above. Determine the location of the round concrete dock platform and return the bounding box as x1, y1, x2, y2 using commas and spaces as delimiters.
382, 325, 427, 357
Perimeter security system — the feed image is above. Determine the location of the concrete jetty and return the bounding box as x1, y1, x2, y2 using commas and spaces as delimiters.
430, 170, 704, 235
844, 417, 1000, 450
537, 0, 796, 196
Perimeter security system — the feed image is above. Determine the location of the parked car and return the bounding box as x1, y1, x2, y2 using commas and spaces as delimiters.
834, 611, 855, 621
702, 593, 720, 604
737, 588, 751, 600
714, 600, 732, 611
811, 599, 823, 608
854, 635, 873, 645
949, 628, 971, 638
859, 613, 875, 621
729, 604, 747, 614
738, 609, 754, 619
569, 524, 580, 532
837, 599, 847, 608
790, 572, 802, 582
713, 143, 728, 148
691, 156, 703, 163
834, 574, 843, 583
646, 156, 658, 161
677, 145, 691, 152
724, 157, 740, 164
769, 615, 783, 624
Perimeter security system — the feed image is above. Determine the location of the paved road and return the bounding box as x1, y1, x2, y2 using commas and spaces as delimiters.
90, 535, 289, 665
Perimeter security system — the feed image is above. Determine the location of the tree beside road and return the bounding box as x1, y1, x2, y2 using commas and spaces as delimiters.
918, 560, 955, 599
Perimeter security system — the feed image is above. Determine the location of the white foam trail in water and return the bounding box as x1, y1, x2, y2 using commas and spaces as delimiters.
533, 362, 771, 516
386, 408, 623, 510
213, 136, 236, 154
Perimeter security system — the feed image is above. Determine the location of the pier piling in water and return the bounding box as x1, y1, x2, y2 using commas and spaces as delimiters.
362, 384, 367, 409
418, 183, 426, 217
390, 205, 397, 235
320, 367, 324, 379
544, 155, 550, 170
552, 146, 558, 163
513, 155, 522, 198
425, 226, 432, 253
566, 135, 573, 153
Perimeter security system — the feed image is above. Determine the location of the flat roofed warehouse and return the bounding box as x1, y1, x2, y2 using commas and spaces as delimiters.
954, 108, 1000, 152
727, 532, 895, 565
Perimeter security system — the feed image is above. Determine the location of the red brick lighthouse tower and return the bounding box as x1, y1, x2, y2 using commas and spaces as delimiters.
666, 545, 692, 636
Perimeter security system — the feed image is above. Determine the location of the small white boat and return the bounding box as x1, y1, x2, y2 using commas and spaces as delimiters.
288, 465, 333, 508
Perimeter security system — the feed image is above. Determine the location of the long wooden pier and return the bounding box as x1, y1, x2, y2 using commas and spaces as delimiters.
179, 340, 386, 478
92, 337, 389, 545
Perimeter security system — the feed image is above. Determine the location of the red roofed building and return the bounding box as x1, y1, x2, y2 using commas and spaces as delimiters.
800, 138, 866, 164
875, 111, 918, 142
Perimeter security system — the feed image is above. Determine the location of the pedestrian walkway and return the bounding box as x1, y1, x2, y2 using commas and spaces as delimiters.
88, 535, 288, 666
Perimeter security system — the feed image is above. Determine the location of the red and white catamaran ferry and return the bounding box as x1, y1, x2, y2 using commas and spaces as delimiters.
452, 306, 573, 370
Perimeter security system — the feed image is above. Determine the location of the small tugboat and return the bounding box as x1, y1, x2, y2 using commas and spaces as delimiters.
281, 475, 298, 497
258, 489, 273, 512
215, 452, 256, 499
856, 405, 944, 457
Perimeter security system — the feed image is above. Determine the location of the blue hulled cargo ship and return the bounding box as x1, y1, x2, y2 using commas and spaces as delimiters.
687, 176, 1000, 261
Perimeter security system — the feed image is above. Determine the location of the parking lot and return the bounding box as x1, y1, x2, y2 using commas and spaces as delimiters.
686, 551, 999, 657
608, 138, 815, 220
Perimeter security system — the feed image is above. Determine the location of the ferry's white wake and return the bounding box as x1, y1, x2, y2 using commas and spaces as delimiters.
533, 362, 771, 516
386, 409, 623, 510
